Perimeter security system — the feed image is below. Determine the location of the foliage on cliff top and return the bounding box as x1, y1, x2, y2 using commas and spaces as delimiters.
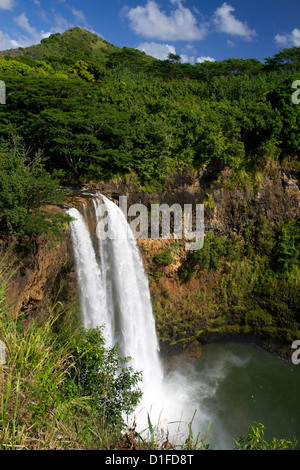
0, 137, 69, 237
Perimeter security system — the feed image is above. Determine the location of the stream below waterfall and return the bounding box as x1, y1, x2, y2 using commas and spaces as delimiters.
176, 340, 300, 449
65, 190, 300, 450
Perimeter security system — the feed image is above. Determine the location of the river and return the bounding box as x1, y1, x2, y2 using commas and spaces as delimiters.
179, 340, 300, 450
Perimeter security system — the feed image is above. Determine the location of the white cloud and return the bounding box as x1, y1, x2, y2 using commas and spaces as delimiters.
275, 28, 300, 47
197, 56, 215, 63
138, 41, 197, 63
0, 0, 15, 10
0, 30, 22, 50
126, 0, 208, 41
138, 41, 176, 60
51, 13, 74, 33
70, 8, 100, 35
15, 12, 41, 41
126, 1, 256, 46
71, 8, 89, 28
14, 11, 56, 48
213, 2, 256, 41
180, 54, 195, 63
40, 31, 52, 40
1, 12, 54, 49
227, 39, 236, 47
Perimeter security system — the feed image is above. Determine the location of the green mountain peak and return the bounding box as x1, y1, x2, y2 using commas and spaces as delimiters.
0, 26, 120, 63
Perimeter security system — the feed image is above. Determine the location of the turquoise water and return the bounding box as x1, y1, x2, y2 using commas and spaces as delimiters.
184, 341, 300, 450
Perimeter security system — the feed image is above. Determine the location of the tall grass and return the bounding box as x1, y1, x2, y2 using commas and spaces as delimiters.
0, 253, 120, 450
0, 253, 27, 449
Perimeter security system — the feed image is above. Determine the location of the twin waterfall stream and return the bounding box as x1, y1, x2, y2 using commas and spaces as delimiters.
66, 194, 198, 442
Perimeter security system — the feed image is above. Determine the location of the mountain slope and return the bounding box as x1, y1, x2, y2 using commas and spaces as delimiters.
0, 27, 120, 64
0, 26, 168, 79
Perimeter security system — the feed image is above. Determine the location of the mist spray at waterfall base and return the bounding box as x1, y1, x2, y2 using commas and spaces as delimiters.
67, 195, 210, 445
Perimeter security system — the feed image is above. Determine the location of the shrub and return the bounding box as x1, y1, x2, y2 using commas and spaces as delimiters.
68, 326, 143, 429
153, 250, 173, 267
0, 138, 68, 237
235, 423, 297, 450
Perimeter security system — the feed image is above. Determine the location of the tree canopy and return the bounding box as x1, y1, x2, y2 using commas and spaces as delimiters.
0, 28, 299, 196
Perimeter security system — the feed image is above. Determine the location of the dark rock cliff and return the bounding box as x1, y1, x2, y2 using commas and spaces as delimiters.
90, 165, 299, 235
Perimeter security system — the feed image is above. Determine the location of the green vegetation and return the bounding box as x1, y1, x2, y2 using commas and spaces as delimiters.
0, 27, 299, 196
153, 250, 173, 267
0, 138, 69, 237
235, 423, 297, 450
0, 258, 142, 449
70, 327, 142, 429
267, 73, 300, 154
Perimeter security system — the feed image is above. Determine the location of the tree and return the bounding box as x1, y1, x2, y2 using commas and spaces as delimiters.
273, 221, 299, 273
267, 74, 300, 154
70, 60, 95, 82
264, 46, 300, 71
70, 326, 142, 428
167, 53, 181, 64
195, 58, 263, 79
240, 100, 283, 167
0, 137, 67, 236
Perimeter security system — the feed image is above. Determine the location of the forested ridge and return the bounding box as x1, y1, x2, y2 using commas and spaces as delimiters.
0, 27, 299, 193
0, 27, 299, 236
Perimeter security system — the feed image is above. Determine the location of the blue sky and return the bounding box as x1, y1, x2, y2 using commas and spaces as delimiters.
0, 0, 299, 63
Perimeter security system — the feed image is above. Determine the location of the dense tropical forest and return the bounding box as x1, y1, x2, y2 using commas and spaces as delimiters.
0, 27, 299, 450
0, 27, 299, 235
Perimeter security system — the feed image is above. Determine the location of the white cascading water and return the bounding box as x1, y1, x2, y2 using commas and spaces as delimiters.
66, 205, 115, 346
67, 194, 201, 439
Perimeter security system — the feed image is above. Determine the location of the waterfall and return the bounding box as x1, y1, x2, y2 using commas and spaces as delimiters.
66, 207, 106, 330
67, 194, 198, 437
